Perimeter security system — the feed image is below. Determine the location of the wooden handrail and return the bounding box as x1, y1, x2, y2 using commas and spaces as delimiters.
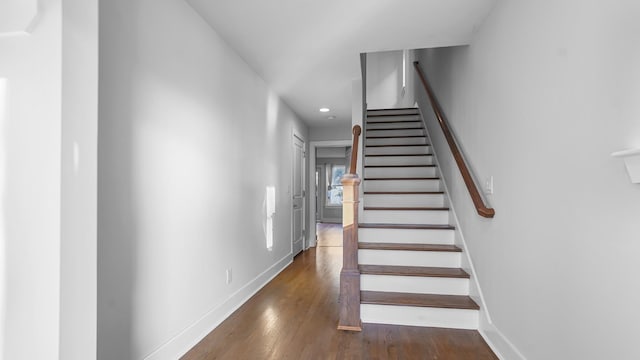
413, 61, 495, 218
349, 125, 362, 174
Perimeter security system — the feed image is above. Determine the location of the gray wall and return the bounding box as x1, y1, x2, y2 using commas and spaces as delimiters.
98, 0, 308, 358
414, 1, 640, 358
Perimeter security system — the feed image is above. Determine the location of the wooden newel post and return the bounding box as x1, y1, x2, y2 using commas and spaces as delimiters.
337, 173, 362, 331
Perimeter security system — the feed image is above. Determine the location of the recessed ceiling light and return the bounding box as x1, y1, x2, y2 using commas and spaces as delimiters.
327, 116, 336, 120
319, 107, 330, 113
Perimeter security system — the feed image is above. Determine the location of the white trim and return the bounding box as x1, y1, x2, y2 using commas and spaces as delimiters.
308, 140, 351, 247
292, 129, 307, 253
479, 316, 527, 360
416, 107, 524, 359
144, 253, 293, 360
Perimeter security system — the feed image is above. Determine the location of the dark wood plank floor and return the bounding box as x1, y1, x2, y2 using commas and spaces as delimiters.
182, 246, 497, 360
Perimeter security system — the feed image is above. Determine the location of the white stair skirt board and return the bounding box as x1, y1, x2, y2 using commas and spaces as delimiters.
364, 179, 441, 192
368, 109, 419, 116
367, 122, 423, 130
358, 249, 461, 267
366, 137, 428, 146
361, 275, 470, 296
365, 155, 434, 166
366, 129, 424, 137
366, 146, 430, 156
361, 304, 479, 330
358, 228, 454, 245
365, 166, 437, 178
362, 209, 449, 225
366, 114, 421, 122
363, 193, 445, 207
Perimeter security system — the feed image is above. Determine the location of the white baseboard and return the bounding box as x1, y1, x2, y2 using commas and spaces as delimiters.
478, 310, 526, 360
143, 253, 293, 360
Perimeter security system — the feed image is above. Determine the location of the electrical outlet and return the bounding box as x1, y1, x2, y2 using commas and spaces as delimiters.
226, 268, 232, 284
485, 176, 494, 195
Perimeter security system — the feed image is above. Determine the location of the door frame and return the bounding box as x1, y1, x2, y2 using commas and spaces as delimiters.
308, 140, 351, 247
291, 130, 307, 255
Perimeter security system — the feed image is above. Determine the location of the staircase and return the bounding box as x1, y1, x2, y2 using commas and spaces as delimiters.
357, 107, 479, 329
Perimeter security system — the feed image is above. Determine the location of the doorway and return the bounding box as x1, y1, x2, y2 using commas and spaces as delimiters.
307, 140, 351, 247
292, 132, 306, 256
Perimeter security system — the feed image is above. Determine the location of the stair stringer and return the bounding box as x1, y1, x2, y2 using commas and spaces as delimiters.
415, 106, 524, 360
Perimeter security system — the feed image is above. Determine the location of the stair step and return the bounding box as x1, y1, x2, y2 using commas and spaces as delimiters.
366, 135, 426, 139
361, 303, 479, 329
361, 291, 479, 310
360, 266, 470, 296
365, 166, 437, 178
363, 179, 441, 192
366, 120, 421, 125
365, 165, 435, 168
367, 122, 422, 130
359, 265, 469, 278
365, 155, 434, 166
366, 137, 427, 146
358, 243, 461, 252
366, 129, 425, 137
359, 239, 461, 266
364, 206, 449, 211
359, 223, 454, 230
367, 108, 419, 117
366, 145, 430, 156
366, 144, 429, 148
359, 227, 454, 245
363, 208, 449, 225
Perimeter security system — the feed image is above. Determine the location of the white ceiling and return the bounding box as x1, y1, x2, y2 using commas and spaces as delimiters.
186, 0, 496, 126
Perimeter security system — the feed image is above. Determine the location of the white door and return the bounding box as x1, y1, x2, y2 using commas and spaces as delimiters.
292, 134, 306, 256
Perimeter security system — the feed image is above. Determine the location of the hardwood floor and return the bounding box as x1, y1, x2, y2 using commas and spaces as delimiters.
316, 223, 343, 247
181, 247, 497, 360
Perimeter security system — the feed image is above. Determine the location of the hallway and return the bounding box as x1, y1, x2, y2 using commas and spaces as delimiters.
182, 233, 497, 359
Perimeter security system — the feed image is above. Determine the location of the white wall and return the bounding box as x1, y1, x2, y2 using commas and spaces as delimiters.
98, 0, 308, 359
0, 1, 63, 359
414, 1, 640, 359
309, 124, 352, 142
60, 0, 99, 359
367, 50, 415, 110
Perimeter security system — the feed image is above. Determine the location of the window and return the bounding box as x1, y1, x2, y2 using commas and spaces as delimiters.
326, 164, 345, 206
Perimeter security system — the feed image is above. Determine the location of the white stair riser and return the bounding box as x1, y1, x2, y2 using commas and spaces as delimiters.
366, 129, 424, 137
361, 275, 470, 296
367, 122, 422, 130
358, 228, 454, 245
366, 146, 430, 156
358, 249, 461, 267
366, 137, 427, 146
362, 210, 449, 225
368, 109, 419, 116
365, 155, 434, 166
365, 167, 437, 178
364, 179, 441, 192
363, 193, 445, 207
361, 304, 479, 330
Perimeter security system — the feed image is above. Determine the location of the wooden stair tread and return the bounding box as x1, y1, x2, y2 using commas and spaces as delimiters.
359, 223, 455, 230
366, 120, 421, 124
366, 144, 429, 148
365, 165, 436, 168
366, 135, 426, 139
364, 207, 449, 211
359, 243, 461, 252
368, 107, 419, 111
359, 265, 470, 278
361, 291, 479, 310
364, 177, 440, 181
364, 191, 444, 195
366, 154, 432, 157
367, 127, 423, 131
